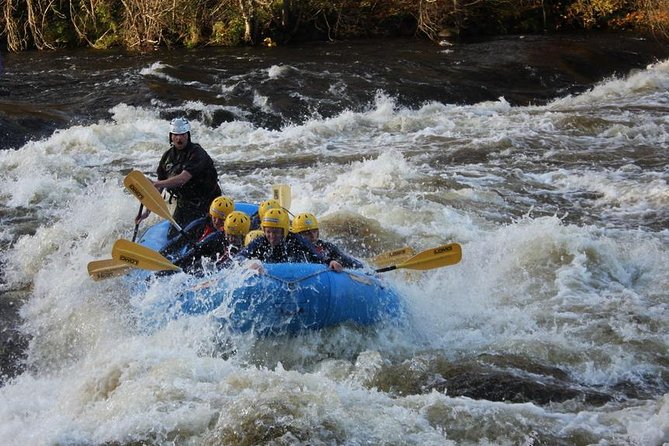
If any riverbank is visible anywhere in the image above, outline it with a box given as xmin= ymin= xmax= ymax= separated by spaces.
xmin=3 ymin=0 xmax=668 ymax=52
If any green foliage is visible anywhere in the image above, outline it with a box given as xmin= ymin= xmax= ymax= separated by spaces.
xmin=185 ymin=24 xmax=202 ymax=48
xmin=210 ymin=19 xmax=246 ymax=46
xmin=92 ymin=31 xmax=120 ymax=50
xmin=89 ymin=2 xmax=122 ymax=49
xmin=43 ymin=16 xmax=75 ymax=47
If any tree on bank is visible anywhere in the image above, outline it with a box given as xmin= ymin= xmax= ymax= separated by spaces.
xmin=1 ymin=0 xmax=668 ymax=52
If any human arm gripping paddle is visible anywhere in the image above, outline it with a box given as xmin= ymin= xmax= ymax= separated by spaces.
xmin=123 ymin=170 xmax=195 ymax=243
xmin=375 ymin=243 xmax=462 ymax=273
xmin=124 ymin=170 xmax=179 ymax=227
xmin=111 ymin=239 xmax=181 ymax=272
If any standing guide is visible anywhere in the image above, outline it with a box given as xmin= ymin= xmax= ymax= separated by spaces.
xmin=136 ymin=117 xmax=221 ymax=236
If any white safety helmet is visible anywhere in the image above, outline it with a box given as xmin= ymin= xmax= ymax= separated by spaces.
xmin=169 ymin=117 xmax=191 ymax=135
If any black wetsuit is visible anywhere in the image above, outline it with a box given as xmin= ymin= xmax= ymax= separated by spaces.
xmin=313 ymin=240 xmax=364 ymax=269
xmin=157 ymin=141 xmax=221 ymax=233
xmin=173 ymin=231 xmax=239 ymax=274
xmin=159 ymin=217 xmax=208 ymax=259
xmin=237 ymin=233 xmax=326 ymax=264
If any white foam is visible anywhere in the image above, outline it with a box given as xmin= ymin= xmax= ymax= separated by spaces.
xmin=2 ymin=55 xmax=669 ymax=445
xmin=266 ymin=64 xmax=293 ymax=79
xmin=550 ymin=59 xmax=669 ymax=109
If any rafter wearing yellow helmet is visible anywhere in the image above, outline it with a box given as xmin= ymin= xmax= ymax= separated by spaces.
xmin=291 ymin=212 xmax=363 ymax=270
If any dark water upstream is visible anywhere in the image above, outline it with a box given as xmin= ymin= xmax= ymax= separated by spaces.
xmin=3 ymin=34 xmax=667 ymax=149
xmin=0 ymin=34 xmax=668 ymax=444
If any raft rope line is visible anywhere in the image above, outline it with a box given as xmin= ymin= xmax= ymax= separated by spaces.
xmin=263 ymin=268 xmax=375 ymax=290
xmin=263 ymin=268 xmax=330 ymax=289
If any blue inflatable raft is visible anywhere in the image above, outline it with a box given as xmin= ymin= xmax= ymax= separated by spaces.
xmin=134 ymin=203 xmax=404 ymax=336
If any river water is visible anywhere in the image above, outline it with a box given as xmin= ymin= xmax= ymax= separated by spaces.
xmin=1 ymin=33 xmax=668 ymax=445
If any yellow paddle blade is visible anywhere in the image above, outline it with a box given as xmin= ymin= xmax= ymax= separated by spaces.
xmin=376 ymin=243 xmax=462 ymax=273
xmin=400 ymin=243 xmax=462 ymax=270
xmin=370 ymin=246 xmax=416 ymax=269
xmin=112 ymin=239 xmax=180 ymax=272
xmin=124 ymin=170 xmax=182 ymax=230
xmin=272 ymin=184 xmax=291 ymax=211
xmin=87 ymin=259 xmax=132 ymax=281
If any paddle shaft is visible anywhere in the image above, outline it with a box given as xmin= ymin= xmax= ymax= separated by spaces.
xmin=375 ymin=264 xmax=400 ymax=273
xmin=132 ymin=203 xmax=144 ymax=242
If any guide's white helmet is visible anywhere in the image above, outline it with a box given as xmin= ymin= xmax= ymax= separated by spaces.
xmin=169 ymin=117 xmax=191 ymax=135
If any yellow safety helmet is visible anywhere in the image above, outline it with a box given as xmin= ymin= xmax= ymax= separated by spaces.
xmin=258 ymin=199 xmax=281 ymax=220
xmin=244 ymin=229 xmax=265 ymax=246
xmin=260 ymin=208 xmax=290 ymax=237
xmin=291 ymin=212 xmax=319 ymax=233
xmin=209 ymin=196 xmax=235 ymax=220
xmin=224 ymin=211 xmax=251 ymax=236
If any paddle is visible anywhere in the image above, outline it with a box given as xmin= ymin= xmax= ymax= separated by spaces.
xmin=272 ymin=184 xmax=291 ymax=211
xmin=123 ymin=170 xmax=193 ymax=242
xmin=87 ymin=259 xmax=133 ymax=281
xmin=111 ymin=239 xmax=181 ymax=272
xmin=375 ymin=243 xmax=462 ymax=273
xmin=111 ymin=236 xmax=462 ymax=276
xmin=370 ymin=246 xmax=416 ymax=269
xmin=88 ymin=202 xmax=146 ymax=281
xmin=124 ymin=170 xmax=178 ymax=226
xmin=132 ymin=203 xmax=144 ymax=242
